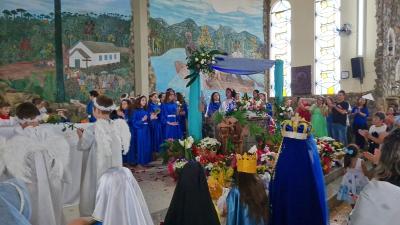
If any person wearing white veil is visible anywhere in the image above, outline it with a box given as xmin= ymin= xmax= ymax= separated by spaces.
xmin=77 ymin=95 xmax=131 ymax=216
xmin=68 ymin=167 xmax=153 ymax=225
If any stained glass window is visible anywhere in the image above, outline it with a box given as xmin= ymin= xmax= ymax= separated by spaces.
xmin=270 ymin=0 xmax=291 ymax=97
xmin=315 ymin=0 xmax=341 ymax=95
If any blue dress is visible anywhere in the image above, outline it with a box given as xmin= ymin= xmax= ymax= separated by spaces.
xmin=123 ymin=109 xmax=136 ymax=164
xmin=133 ymin=108 xmax=152 ymax=165
xmin=226 ymin=187 xmax=267 ymax=225
xmin=269 ymin=135 xmax=328 ymax=225
xmin=178 ymin=103 xmax=188 ymax=137
xmin=148 ymin=102 xmax=163 ymax=152
xmin=93 ymin=221 xmax=102 ymax=225
xmin=87 ymin=100 xmax=96 ymax=122
xmin=206 ymin=102 xmax=221 ymax=117
xmin=266 ymin=103 xmax=273 ymax=117
xmin=161 ymin=102 xmax=182 ymax=140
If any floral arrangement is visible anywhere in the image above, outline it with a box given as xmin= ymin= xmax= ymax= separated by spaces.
xmin=316 ymin=137 xmax=345 ymax=174
xmin=198 ymin=137 xmax=221 ymax=152
xmin=185 ymin=47 xmax=225 ymax=87
xmin=160 ymin=137 xmax=195 ymax=163
xmin=275 ymin=103 xmax=294 ymax=122
xmin=167 ymin=158 xmax=188 ymax=181
xmin=42 ymin=114 xmax=78 ymax=132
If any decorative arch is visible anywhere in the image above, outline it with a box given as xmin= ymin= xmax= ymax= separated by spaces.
xmin=270 ymin=0 xmax=291 ymax=96
xmin=315 ymin=0 xmax=341 ymax=95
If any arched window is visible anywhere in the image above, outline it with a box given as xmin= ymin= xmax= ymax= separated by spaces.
xmin=315 ymin=0 xmax=341 ymax=95
xmin=270 ymin=0 xmax=291 ymax=96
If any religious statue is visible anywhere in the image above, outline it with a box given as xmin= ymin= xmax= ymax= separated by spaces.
xmin=185 ymin=32 xmax=197 ymax=57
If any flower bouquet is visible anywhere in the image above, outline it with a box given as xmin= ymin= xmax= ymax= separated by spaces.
xmin=185 ymin=47 xmax=225 ymax=87
xmin=167 ymin=159 xmax=188 ymax=181
xmin=198 ymin=137 xmax=221 ymax=152
xmin=316 ymin=137 xmax=344 ymax=174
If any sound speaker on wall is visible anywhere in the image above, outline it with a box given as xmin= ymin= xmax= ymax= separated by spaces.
xmin=351 ymin=57 xmax=365 ymax=79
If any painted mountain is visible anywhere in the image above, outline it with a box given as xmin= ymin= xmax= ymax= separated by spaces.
xmin=149 ymin=18 xmax=264 ymax=58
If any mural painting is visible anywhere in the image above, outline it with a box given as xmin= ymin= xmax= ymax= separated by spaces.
xmin=149 ymin=0 xmax=265 ymax=100
xmin=0 ymin=0 xmax=132 ymax=102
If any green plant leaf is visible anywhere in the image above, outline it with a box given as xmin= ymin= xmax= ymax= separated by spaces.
xmin=213 ymin=112 xmax=224 ymax=124
xmin=186 ymin=75 xmax=198 ymax=87
xmin=184 ymin=72 xmax=197 ymax=79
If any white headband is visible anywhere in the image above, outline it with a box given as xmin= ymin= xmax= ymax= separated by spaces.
xmin=93 ymin=98 xmax=116 ymax=112
xmin=16 ymin=115 xmax=41 ymax=124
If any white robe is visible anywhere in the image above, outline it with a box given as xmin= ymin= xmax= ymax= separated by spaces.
xmin=77 ymin=119 xmax=130 ymax=216
xmin=349 ymin=180 xmax=400 ymax=225
xmin=1 ymin=125 xmax=70 ymax=225
xmin=92 ymin=167 xmax=154 ymax=225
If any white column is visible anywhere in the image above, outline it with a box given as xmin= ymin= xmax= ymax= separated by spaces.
xmin=132 ymin=0 xmax=149 ymax=96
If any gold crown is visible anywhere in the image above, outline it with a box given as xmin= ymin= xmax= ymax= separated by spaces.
xmin=281 ymin=113 xmax=311 ymax=140
xmin=236 ymin=153 xmax=257 ymax=174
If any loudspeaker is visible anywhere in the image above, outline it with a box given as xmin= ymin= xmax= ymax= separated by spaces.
xmin=351 ymin=57 xmax=365 ymax=79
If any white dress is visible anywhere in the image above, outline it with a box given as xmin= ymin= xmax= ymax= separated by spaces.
xmin=77 ymin=119 xmax=130 ymax=216
xmin=337 ymin=158 xmax=369 ymax=204
xmin=1 ymin=125 xmax=70 ymax=225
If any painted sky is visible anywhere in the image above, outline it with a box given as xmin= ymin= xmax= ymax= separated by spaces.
xmin=1 ymin=0 xmax=132 ymax=16
xmin=149 ymin=0 xmax=264 ymax=39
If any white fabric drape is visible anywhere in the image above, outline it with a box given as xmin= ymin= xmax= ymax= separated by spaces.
xmin=92 ymin=167 xmax=154 ymax=225
xmin=349 ymin=180 xmax=400 ymax=225
xmin=1 ymin=126 xmax=69 ymax=225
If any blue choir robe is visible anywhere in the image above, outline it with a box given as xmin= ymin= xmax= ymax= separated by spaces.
xmin=206 ymin=102 xmax=221 ymax=117
xmin=123 ymin=109 xmax=136 ymax=164
xmin=226 ymin=187 xmax=267 ymax=225
xmin=148 ymin=102 xmax=163 ymax=152
xmin=133 ymin=108 xmax=152 ymax=165
xmin=161 ymin=102 xmax=182 ymax=140
xmin=87 ymin=100 xmax=96 ymax=122
xmin=178 ymin=103 xmax=188 ymax=137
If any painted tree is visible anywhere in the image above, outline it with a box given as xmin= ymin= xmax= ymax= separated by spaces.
xmin=11 ymin=10 xmax=17 ymax=19
xmin=263 ymin=0 xmax=271 ymax=98
xmin=2 ymin=10 xmax=11 ymax=18
xmin=16 ymin=8 xmax=26 ymax=18
xmin=198 ymin=26 xmax=213 ymax=48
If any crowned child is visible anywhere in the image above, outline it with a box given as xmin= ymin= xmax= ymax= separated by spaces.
xmin=225 ymin=150 xmax=270 ymax=225
xmin=76 ymin=95 xmax=131 ymax=216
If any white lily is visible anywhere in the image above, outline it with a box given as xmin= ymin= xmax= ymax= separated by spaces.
xmin=248 ymin=145 xmax=257 ymax=154
xmin=195 ymin=58 xmax=199 ymax=62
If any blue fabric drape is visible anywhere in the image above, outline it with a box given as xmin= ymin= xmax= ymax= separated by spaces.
xmin=274 ymin=60 xmax=284 ymax=105
xmin=212 ymin=56 xmax=275 ymax=75
xmin=188 ymin=71 xmax=202 ymax=141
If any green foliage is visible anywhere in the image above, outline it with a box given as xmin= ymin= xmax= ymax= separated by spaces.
xmin=1 ymin=9 xmax=131 ymax=66
xmin=226 ymin=137 xmax=235 ymax=153
xmin=248 ymin=123 xmax=264 ymax=137
xmin=213 ymin=112 xmax=224 ymax=124
xmin=1 ymin=72 xmax=56 ymax=101
xmin=42 ymin=72 xmax=56 ymax=101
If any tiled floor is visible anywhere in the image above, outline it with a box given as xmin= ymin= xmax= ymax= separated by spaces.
xmin=330 ymin=203 xmax=352 ymax=225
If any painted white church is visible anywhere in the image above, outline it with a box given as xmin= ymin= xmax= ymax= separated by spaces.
xmin=68 ymin=41 xmax=120 ymax=68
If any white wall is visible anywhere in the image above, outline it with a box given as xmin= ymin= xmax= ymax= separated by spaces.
xmin=270 ymin=0 xmax=377 ymax=94
xmin=92 ymin=53 xmax=120 ymax=66
xmin=340 ymin=0 xmax=377 ymax=93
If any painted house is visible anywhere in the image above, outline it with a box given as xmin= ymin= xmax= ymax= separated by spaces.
xmin=69 ymin=41 xmax=120 ymax=68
